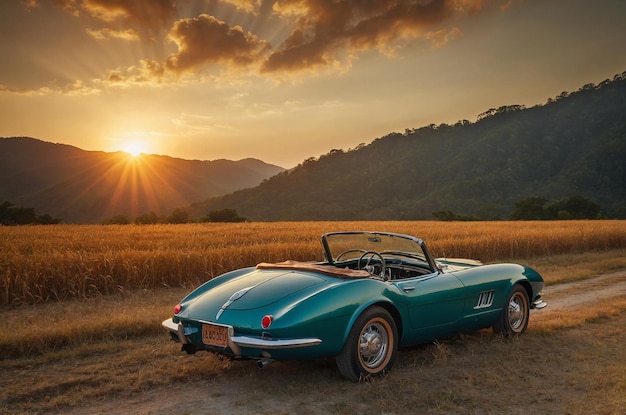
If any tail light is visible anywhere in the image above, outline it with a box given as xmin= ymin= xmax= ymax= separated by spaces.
xmin=261 ymin=315 xmax=273 ymax=329
xmin=174 ymin=304 xmax=182 ymax=315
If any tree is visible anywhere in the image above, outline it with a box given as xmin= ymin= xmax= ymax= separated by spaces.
xmin=201 ymin=208 xmax=246 ymax=223
xmin=432 ymin=210 xmax=478 ymax=221
xmin=36 ymin=214 xmax=61 ymax=225
xmin=510 ymin=196 xmax=602 ymax=220
xmin=134 ymin=211 xmax=161 ymax=224
xmin=510 ymin=197 xmax=549 ymax=220
xmin=100 ymin=213 xmax=130 ymax=225
xmin=101 ymin=214 xmax=131 ymax=225
xmin=166 ymin=208 xmax=191 ymax=224
xmin=547 ymin=196 xmax=601 ymax=219
xmin=0 ymin=201 xmax=61 ymax=225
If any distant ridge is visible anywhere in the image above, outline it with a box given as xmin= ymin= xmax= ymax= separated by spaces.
xmin=193 ymin=71 xmax=626 ymax=220
xmin=0 ymin=137 xmax=284 ymax=223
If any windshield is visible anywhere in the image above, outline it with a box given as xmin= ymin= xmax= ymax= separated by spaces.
xmin=322 ymin=232 xmax=428 ymax=264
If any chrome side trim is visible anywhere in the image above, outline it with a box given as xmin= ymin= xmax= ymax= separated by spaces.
xmin=232 ymin=336 xmax=322 ymax=349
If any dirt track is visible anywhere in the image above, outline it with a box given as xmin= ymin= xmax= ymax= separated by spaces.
xmin=65 ymin=271 xmax=626 ymax=415
xmin=533 ymin=270 xmax=626 ymax=311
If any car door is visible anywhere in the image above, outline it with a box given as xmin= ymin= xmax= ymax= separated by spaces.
xmin=394 ymin=271 xmax=465 ymax=340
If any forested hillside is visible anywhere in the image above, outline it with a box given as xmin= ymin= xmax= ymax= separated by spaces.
xmin=0 ymin=138 xmax=284 ymax=223
xmin=193 ymin=71 xmax=626 ymax=220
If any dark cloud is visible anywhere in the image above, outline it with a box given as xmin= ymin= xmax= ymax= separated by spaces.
xmin=262 ymin=0 xmax=494 ymax=73
xmin=165 ymin=14 xmax=271 ymax=73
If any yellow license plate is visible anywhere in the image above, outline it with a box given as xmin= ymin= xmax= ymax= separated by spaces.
xmin=202 ymin=323 xmax=229 ymax=347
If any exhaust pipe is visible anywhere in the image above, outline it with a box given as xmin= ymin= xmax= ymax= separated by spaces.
xmin=182 ymin=344 xmax=197 ymax=355
xmin=257 ymin=359 xmax=274 ymax=369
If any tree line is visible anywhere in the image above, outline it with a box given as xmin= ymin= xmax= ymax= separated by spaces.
xmin=434 ymin=196 xmax=603 ymax=221
xmin=100 ymin=208 xmax=246 ymax=225
xmin=0 ymin=197 xmax=605 ymax=225
xmin=0 ymin=201 xmax=60 ymax=225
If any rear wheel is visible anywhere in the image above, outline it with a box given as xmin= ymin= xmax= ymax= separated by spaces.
xmin=493 ymin=284 xmax=529 ymax=335
xmin=336 ymin=306 xmax=398 ymax=382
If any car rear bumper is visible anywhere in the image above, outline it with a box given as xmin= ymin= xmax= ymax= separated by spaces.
xmin=162 ymin=318 xmax=322 ymax=356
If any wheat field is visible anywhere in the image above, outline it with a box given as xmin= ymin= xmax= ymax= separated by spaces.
xmin=2 ymin=220 xmax=625 ymax=306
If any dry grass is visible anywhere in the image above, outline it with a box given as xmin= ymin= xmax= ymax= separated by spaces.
xmin=2 ymin=221 xmax=626 ymax=305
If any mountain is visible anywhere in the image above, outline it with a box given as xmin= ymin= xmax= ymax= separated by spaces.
xmin=0 ymin=137 xmax=284 ymax=223
xmin=193 ymin=71 xmax=626 ymax=220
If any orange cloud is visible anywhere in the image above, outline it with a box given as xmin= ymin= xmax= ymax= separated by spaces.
xmin=44 ymin=0 xmax=177 ymax=39
xmin=16 ymin=0 xmax=515 ymax=91
xmin=102 ymin=59 xmax=167 ymax=86
xmin=165 ymin=14 xmax=271 ymax=73
xmin=424 ymin=27 xmax=463 ymax=49
xmin=86 ymin=27 xmax=140 ymax=41
xmin=261 ymin=0 xmax=493 ymax=73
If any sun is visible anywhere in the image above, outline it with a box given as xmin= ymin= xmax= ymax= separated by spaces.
xmin=123 ymin=142 xmax=145 ymax=157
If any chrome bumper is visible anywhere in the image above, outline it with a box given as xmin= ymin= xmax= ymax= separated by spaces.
xmin=162 ymin=318 xmax=322 ymax=356
xmin=231 ymin=336 xmax=322 ymax=349
xmin=162 ymin=318 xmax=187 ymax=344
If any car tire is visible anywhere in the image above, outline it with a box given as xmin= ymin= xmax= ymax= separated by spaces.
xmin=336 ymin=306 xmax=398 ymax=382
xmin=493 ymin=284 xmax=530 ymax=336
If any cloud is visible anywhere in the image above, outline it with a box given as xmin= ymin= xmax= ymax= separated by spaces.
xmin=102 ymin=59 xmax=167 ymax=86
xmin=424 ymin=27 xmax=463 ymax=49
xmin=259 ymin=0 xmax=492 ymax=73
xmin=20 ymin=0 xmax=40 ymax=11
xmin=0 ymin=80 xmax=100 ymax=96
xmin=44 ymin=0 xmax=177 ymax=39
xmin=12 ymin=0 xmax=516 ymax=93
xmin=86 ymin=27 xmax=140 ymax=41
xmin=222 ymin=0 xmax=263 ymax=14
xmin=165 ymin=14 xmax=271 ymax=73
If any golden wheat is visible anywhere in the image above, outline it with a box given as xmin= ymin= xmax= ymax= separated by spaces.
xmin=1 ymin=221 xmax=625 ymax=305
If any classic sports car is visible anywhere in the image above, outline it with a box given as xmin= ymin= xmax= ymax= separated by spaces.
xmin=163 ymin=231 xmax=547 ymax=381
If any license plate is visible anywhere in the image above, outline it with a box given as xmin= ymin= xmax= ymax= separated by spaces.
xmin=202 ymin=323 xmax=229 ymax=347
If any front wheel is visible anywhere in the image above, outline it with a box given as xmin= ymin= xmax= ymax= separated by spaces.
xmin=493 ymin=284 xmax=529 ymax=335
xmin=336 ymin=306 xmax=398 ymax=382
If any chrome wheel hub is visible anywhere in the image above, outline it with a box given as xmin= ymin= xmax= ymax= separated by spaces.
xmin=508 ymin=296 xmax=524 ymax=329
xmin=359 ymin=322 xmax=388 ymax=368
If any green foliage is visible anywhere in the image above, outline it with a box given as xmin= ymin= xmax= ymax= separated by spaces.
xmin=432 ymin=211 xmax=478 ymax=221
xmin=510 ymin=197 xmax=551 ymax=220
xmin=194 ymin=71 xmax=626 ymax=221
xmin=510 ymin=196 xmax=602 ymax=220
xmin=134 ymin=211 xmax=161 ymax=224
xmin=101 ymin=214 xmax=131 ymax=225
xmin=546 ymin=196 xmax=602 ymax=220
xmin=166 ymin=208 xmax=191 ymax=224
xmin=200 ymin=208 xmax=246 ymax=223
xmin=0 ymin=201 xmax=61 ymax=225
xmin=102 ymin=207 xmax=196 ymax=225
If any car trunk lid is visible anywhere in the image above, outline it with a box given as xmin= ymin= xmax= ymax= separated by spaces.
xmin=185 ymin=269 xmax=326 ymax=318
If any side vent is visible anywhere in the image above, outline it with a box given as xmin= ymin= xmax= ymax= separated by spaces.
xmin=474 ymin=290 xmax=495 ymax=309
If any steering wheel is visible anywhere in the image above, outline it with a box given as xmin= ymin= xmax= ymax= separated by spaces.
xmin=336 ymin=249 xmax=367 ymax=262
xmin=358 ymin=251 xmax=386 ymax=279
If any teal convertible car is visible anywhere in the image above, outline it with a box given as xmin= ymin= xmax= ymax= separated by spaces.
xmin=163 ymin=231 xmax=547 ymax=381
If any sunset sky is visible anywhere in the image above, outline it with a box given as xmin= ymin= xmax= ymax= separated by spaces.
xmin=1 ymin=0 xmax=625 ymax=168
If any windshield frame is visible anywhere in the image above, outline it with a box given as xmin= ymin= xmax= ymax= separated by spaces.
xmin=321 ymin=231 xmax=438 ymax=272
